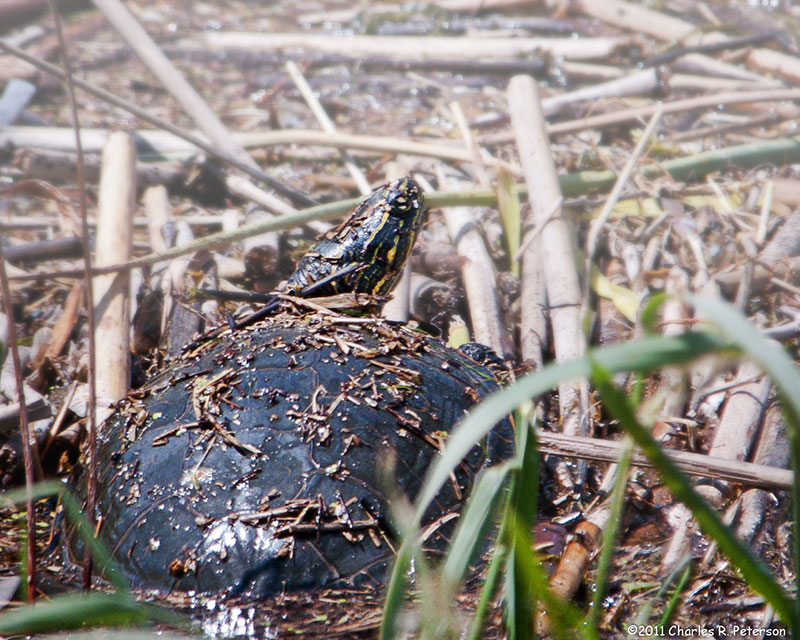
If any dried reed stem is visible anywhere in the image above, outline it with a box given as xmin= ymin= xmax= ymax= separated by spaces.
xmin=47 ymin=0 xmax=97 ymax=590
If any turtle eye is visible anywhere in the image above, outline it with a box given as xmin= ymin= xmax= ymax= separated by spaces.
xmin=392 ymin=195 xmax=413 ymax=215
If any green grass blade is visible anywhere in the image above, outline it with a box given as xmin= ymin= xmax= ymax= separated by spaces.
xmin=512 ymin=405 xmax=539 ymax=531
xmin=466 ymin=534 xmax=509 ymax=640
xmin=587 ymin=437 xmax=634 ymax=629
xmin=504 ymin=527 xmax=523 ymax=640
xmin=502 ymin=405 xmax=590 ymax=639
xmin=646 ymin=136 xmax=800 ymax=183
xmin=658 ymin=560 xmax=693 ymax=628
xmin=591 ymin=360 xmax=795 ymax=625
xmin=640 ymin=292 xmax=667 ymax=335
xmin=0 ymin=593 xmax=148 ymax=635
xmin=505 ymin=407 xmax=540 ymax=639
xmin=441 ymin=461 xmax=514 ymax=587
xmin=496 ymin=166 xmax=522 ymax=277
xmin=506 ymin=514 xmax=589 ymax=640
xmin=379 ymin=537 xmax=416 ymax=640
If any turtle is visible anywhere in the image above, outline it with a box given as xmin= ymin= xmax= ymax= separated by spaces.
xmin=72 ymin=177 xmax=513 ymax=599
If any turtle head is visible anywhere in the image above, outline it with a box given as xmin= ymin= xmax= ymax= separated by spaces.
xmin=286 ymin=177 xmax=427 ymax=300
xmin=353 ymin=176 xmax=427 ymax=295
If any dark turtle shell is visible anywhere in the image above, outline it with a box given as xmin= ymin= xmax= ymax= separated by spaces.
xmin=80 ymin=308 xmax=512 ymax=599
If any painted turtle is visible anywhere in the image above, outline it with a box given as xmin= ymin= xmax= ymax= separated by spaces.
xmin=77 ymin=178 xmax=512 ymax=598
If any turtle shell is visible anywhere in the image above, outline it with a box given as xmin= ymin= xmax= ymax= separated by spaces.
xmin=79 ymin=309 xmax=512 ymax=599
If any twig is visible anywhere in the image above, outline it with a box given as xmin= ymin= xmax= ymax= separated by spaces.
xmin=42 ymin=380 xmax=78 ymax=459
xmin=92 ymin=0 xmax=310 ymax=207
xmin=540 ymin=68 xmax=661 ymax=118
xmin=668 ymin=73 xmax=781 ymax=92
xmin=92 ymin=0 xmax=314 ymax=214
xmin=577 ymin=0 xmax=797 ymax=89
xmin=203 ymin=31 xmax=631 ymax=62
xmin=300 ymin=0 xmax=538 ymax=22
xmin=2 ymin=237 xmax=82 ymax=263
xmin=285 ymin=60 xmax=371 ymax=196
xmin=0 ymin=239 xmax=36 ymax=602
xmin=642 ymin=32 xmax=782 ymax=67
xmin=584 ymin=107 xmax=663 ymax=268
xmin=573 ymin=0 xmax=699 ymax=41
xmin=12 ymin=147 xmax=201 ymax=194
xmin=573 ymin=0 xmax=774 ymax=84
xmin=673 ymin=53 xmax=774 ymax=85
xmin=1 ymin=125 xmax=518 ymax=172
xmin=556 ymin=62 xmax=780 ymax=92
xmin=519 ymin=249 xmax=547 ymax=370
xmin=10 ymin=149 xmax=800 ymax=285
xmin=580 ymin=107 xmax=662 ymax=346
xmin=481 ymin=88 xmax=800 ymax=143
xmin=536 ymin=517 xmax=604 ymax=634
xmin=549 ymin=89 xmax=800 ymax=138
xmin=165 ymin=41 xmax=552 ymax=76
xmin=668 ymin=112 xmax=791 ymax=143
xmin=45 ymin=280 xmax=83 ymax=361
xmin=0 ymin=212 xmax=232 ymax=231
xmin=535 ymin=430 xmax=793 ymax=491
xmin=651 ymin=268 xmax=691 ymax=444
xmin=449 ymin=101 xmax=491 ymax=188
